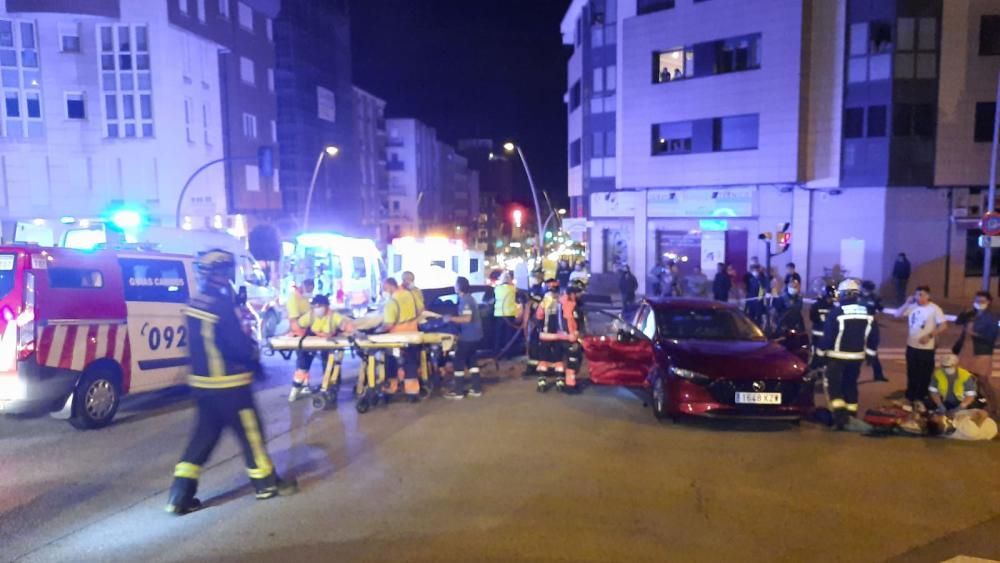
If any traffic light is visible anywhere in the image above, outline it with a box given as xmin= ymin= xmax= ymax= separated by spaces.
xmin=778 ymin=231 xmax=791 ymax=249
xmin=510 ymin=207 xmax=523 ymax=228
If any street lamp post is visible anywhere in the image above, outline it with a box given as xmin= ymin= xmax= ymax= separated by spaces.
xmin=302 ymin=145 xmax=340 ymax=232
xmin=504 ymin=142 xmax=545 ymax=259
xmin=175 ymin=156 xmax=256 ymax=229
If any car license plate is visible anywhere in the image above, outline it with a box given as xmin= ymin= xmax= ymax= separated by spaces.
xmin=735 ymin=392 xmax=782 ymax=405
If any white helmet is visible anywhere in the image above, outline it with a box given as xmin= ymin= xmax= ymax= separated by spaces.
xmin=837 ymin=279 xmax=861 ymax=296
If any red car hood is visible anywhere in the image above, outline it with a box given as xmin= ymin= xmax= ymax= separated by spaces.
xmin=660 ymin=339 xmax=807 ymax=381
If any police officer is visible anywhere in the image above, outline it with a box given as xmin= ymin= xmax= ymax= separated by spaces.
xmin=381 ymin=277 xmax=421 ymax=401
xmin=859 ymin=280 xmax=888 ymax=382
xmin=809 ymin=284 xmax=836 ymax=366
xmin=817 ymin=279 xmax=879 ymax=430
xmin=166 ymin=250 xmax=296 ymax=515
xmin=288 ymin=294 xmax=354 ymax=402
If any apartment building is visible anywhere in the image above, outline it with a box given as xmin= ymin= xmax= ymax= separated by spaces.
xmin=563 ymin=0 xmax=1000 ymax=299
xmin=353 ymin=85 xmax=387 ymax=243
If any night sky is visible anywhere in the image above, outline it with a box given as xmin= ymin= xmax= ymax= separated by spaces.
xmin=350 ymin=0 xmax=572 ymax=206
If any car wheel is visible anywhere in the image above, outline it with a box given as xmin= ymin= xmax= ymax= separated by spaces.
xmin=69 ymin=368 xmax=121 ymax=430
xmin=651 ymin=374 xmax=672 ymax=423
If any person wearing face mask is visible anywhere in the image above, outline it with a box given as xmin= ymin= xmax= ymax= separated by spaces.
xmin=772 ymin=279 xmax=805 ymax=334
xmin=289 ymin=294 xmax=354 ymax=402
xmin=955 ymin=291 xmax=998 ymax=416
xmin=859 ymin=281 xmax=887 ymax=382
xmin=929 ymin=354 xmax=978 ymax=415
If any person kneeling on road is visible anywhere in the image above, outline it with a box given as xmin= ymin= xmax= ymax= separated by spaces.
xmin=444 ymin=276 xmax=484 ymax=399
xmin=166 ymin=250 xmax=296 ymax=515
xmin=929 ymin=354 xmax=979 ymax=415
xmin=817 ymin=279 xmax=879 ymax=430
xmin=289 ymin=294 xmax=354 ymax=402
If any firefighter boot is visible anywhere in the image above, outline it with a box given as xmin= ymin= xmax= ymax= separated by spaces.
xmin=165 ymin=477 xmax=202 ymax=515
xmin=536 ymin=375 xmax=549 ymax=392
xmin=255 ymin=476 xmax=299 ymax=500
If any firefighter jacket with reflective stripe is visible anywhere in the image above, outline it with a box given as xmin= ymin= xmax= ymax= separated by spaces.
xmin=494 ymin=283 xmax=518 ymax=317
xmin=810 ymin=298 xmax=834 ymax=337
xmin=185 ymin=288 xmax=259 ymax=389
xmin=817 ymin=301 xmax=879 ymax=361
xmin=536 ymin=292 xmax=564 ymax=335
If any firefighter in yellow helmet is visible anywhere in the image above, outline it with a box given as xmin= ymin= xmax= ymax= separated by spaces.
xmin=166 ymin=250 xmax=296 ymax=515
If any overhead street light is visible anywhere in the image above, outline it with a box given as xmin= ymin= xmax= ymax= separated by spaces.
xmin=503 ymin=141 xmax=545 ymax=259
xmin=303 ymin=144 xmax=341 ymax=232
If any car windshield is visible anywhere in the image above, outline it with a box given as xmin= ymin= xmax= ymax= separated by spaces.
xmin=656 ymin=308 xmax=766 ymax=341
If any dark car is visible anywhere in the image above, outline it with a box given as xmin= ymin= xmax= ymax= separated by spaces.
xmin=582 ymin=298 xmax=812 ymax=421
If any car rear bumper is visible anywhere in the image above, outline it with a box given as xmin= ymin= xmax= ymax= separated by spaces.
xmin=0 ymin=358 xmax=77 ymax=415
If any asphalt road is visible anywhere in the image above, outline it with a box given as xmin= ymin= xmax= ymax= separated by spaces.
xmin=2 ymin=318 xmax=999 ymax=563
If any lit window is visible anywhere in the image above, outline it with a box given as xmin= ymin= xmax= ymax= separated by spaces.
xmin=240 ymin=56 xmax=254 ymax=85
xmin=66 ymin=92 xmax=85 ymax=119
xmin=179 ymin=0 xmax=189 ymax=15
xmin=238 ymin=2 xmax=254 ymax=31
xmin=267 ymin=67 xmax=274 ymax=91
xmin=245 ymin=164 xmax=260 ymax=191
xmin=196 ymin=0 xmax=206 ymax=22
xmin=218 ymin=0 xmax=230 ymax=19
xmin=266 ymin=17 xmax=273 ymax=41
xmin=654 ymin=48 xmax=689 ymax=83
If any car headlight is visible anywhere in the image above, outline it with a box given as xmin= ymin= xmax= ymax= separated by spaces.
xmin=669 ymin=366 xmax=711 ymax=383
xmin=0 ymin=377 xmax=27 ymax=401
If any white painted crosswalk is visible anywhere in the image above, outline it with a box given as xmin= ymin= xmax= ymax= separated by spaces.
xmin=877 ymin=347 xmax=1000 ymax=370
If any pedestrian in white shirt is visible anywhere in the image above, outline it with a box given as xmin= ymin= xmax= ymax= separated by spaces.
xmin=896 ymin=285 xmax=948 ymax=411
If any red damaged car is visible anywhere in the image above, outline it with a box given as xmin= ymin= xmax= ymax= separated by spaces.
xmin=582 ymin=299 xmax=813 ymax=421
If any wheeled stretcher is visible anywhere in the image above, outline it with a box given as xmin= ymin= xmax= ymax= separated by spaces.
xmin=269 ymin=332 xmax=456 ymax=414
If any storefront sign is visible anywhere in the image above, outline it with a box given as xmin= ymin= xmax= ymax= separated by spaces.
xmin=590 ymin=191 xmax=639 ymax=217
xmin=647 ymin=187 xmax=756 ymax=218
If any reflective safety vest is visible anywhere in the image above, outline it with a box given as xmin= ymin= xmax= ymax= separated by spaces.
xmin=385 ymin=288 xmax=419 ymax=332
xmin=930 ymin=367 xmax=976 ymax=404
xmin=405 ymin=285 xmax=425 ymax=315
xmin=494 ymin=283 xmax=518 ymax=317
xmin=297 ymin=310 xmax=345 ymax=335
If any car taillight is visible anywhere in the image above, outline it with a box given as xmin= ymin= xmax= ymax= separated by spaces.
xmin=16 ymin=308 xmax=35 ymax=361
xmin=17 ymin=272 xmax=35 ymax=361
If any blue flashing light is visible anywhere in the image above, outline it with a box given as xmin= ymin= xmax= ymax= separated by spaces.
xmin=111 ymin=209 xmax=143 ymax=230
